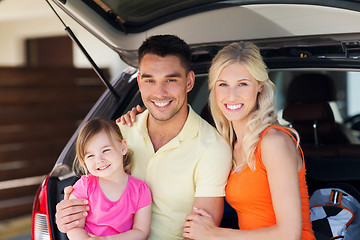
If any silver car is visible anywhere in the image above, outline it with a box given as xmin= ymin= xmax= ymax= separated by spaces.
xmin=32 ymin=1 xmax=360 ymax=239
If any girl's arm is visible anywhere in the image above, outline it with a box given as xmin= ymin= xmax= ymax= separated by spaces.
xmin=90 ymin=204 xmax=152 ymax=240
xmin=184 ymin=129 xmax=303 ymax=240
xmin=66 ymin=194 xmax=90 ymax=240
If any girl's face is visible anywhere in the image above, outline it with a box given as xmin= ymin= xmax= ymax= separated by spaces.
xmin=84 ymin=130 xmax=127 ymax=181
xmin=215 ymin=62 xmax=263 ymax=126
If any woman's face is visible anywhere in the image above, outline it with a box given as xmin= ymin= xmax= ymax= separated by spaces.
xmin=214 ymin=62 xmax=263 ymax=126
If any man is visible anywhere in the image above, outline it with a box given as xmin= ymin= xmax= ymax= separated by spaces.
xmin=55 ymin=35 xmax=232 ymax=239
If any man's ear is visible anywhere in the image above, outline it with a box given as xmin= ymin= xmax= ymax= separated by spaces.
xmin=137 ymin=72 xmax=142 ymax=90
xmin=186 ymin=71 xmax=195 ymax=93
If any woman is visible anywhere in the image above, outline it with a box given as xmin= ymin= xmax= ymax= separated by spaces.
xmin=183 ymin=42 xmax=315 ymax=240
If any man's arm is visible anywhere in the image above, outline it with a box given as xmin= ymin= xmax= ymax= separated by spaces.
xmin=66 ymin=194 xmax=89 ymax=240
xmin=116 ymin=105 xmax=145 ymax=126
xmin=183 ymin=197 xmax=224 ymax=240
xmin=192 ymin=197 xmax=224 ymax=226
xmin=55 ymin=186 xmax=89 ymax=233
xmin=189 ymin=135 xmax=232 ymax=226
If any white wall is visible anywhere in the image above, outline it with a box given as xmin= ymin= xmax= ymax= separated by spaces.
xmin=0 ymin=0 xmax=127 ymax=81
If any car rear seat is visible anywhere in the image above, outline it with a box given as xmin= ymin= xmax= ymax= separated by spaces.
xmin=283 ymin=73 xmax=358 ymax=146
xmin=283 ymin=102 xmax=354 ymax=146
xmin=282 ymin=73 xmax=360 ymax=194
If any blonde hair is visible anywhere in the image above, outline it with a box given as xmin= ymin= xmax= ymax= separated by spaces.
xmin=209 ymin=42 xmax=298 ymax=171
xmin=73 ymin=117 xmax=133 ymax=175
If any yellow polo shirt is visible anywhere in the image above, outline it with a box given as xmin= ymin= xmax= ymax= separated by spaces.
xmin=118 ymin=106 xmax=232 ymax=240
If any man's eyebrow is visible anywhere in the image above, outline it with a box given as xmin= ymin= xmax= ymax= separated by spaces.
xmin=140 ymin=73 xmax=182 ymax=78
xmin=140 ymin=73 xmax=152 ymax=78
xmin=165 ymin=73 xmax=182 ymax=78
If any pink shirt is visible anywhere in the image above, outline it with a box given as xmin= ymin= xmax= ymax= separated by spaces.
xmin=72 ymin=174 xmax=152 ymax=236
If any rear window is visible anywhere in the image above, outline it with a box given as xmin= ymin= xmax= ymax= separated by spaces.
xmin=271 ymin=70 xmax=360 ymax=144
xmin=188 ymin=70 xmax=360 ymax=145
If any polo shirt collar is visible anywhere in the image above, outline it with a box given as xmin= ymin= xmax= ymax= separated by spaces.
xmin=136 ymin=105 xmax=200 ymax=142
xmin=178 ymin=105 xmax=199 ymax=141
xmin=136 ymin=109 xmax=150 ymax=137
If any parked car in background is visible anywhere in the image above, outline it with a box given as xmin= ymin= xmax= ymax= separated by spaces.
xmin=32 ymin=1 xmax=360 ymax=239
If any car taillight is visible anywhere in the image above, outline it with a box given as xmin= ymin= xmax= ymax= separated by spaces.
xmin=31 ymin=175 xmax=52 ymax=240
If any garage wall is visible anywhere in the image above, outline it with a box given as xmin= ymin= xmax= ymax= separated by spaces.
xmin=0 ymin=0 xmax=122 ymax=221
xmin=0 ymin=66 xmax=107 ymax=220
xmin=0 ymin=0 xmax=127 ymax=81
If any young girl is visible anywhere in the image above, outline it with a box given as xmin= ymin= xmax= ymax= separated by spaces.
xmin=67 ymin=117 xmax=152 ymax=240
xmin=183 ymin=42 xmax=315 ymax=240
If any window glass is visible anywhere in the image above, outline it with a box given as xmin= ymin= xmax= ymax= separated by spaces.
xmin=270 ymin=70 xmax=360 ymax=143
xmin=347 ymin=72 xmax=360 ymax=117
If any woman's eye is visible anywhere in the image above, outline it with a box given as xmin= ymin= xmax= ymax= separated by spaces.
xmin=86 ymin=154 xmax=94 ymax=159
xmin=103 ymin=149 xmax=110 ymax=153
xmin=218 ymin=83 xmax=228 ymax=87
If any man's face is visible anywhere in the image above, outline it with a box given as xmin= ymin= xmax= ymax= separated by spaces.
xmin=138 ymin=54 xmax=194 ymax=123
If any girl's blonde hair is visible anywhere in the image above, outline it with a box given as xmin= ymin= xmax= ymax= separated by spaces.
xmin=208 ymin=41 xmax=298 ymax=171
xmin=73 ymin=117 xmax=133 ymax=175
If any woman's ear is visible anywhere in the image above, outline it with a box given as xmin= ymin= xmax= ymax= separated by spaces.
xmin=258 ymin=83 xmax=264 ymax=93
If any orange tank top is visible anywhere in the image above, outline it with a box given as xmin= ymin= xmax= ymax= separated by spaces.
xmin=225 ymin=126 xmax=315 ymax=239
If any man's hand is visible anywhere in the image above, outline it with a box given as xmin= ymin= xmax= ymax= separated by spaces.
xmin=55 ymin=186 xmax=89 ymax=233
xmin=116 ymin=105 xmax=145 ymax=126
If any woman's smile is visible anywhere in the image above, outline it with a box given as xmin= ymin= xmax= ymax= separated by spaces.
xmin=225 ymin=103 xmax=244 ymax=111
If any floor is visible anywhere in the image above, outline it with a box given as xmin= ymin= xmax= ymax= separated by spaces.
xmin=0 ymin=215 xmax=31 ymax=240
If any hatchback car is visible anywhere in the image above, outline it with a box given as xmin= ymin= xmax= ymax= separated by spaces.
xmin=32 ymin=1 xmax=360 ymax=239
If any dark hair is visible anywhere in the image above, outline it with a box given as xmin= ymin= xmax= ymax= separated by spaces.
xmin=74 ymin=117 xmax=133 ymax=175
xmin=138 ymin=34 xmax=192 ymax=72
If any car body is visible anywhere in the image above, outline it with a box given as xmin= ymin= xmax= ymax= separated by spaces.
xmin=32 ymin=1 xmax=360 ymax=239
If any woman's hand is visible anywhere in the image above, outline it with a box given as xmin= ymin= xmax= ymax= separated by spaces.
xmin=183 ymin=208 xmax=218 ymax=240
xmin=116 ymin=105 xmax=145 ymax=126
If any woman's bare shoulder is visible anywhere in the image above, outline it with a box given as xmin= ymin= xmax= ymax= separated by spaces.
xmin=261 ymin=127 xmax=301 ymax=170
xmin=261 ymin=128 xmax=294 ymax=148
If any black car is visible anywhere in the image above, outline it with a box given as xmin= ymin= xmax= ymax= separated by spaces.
xmin=32 ymin=1 xmax=360 ymax=239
